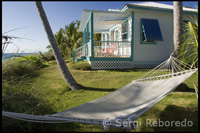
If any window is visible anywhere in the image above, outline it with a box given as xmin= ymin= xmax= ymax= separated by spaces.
xmin=111 ymin=31 xmax=114 ymax=41
xmin=115 ymin=30 xmax=118 ymax=41
xmin=106 ymin=33 xmax=109 ymax=41
xmin=122 ymin=21 xmax=128 ymax=41
xmin=103 ymin=34 xmax=105 ymax=41
xmin=141 ymin=19 xmax=163 ymax=43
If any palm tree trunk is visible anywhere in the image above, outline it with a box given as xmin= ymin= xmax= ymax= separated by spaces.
xmin=35 ymin=1 xmax=81 ymax=90
xmin=172 ymin=1 xmax=183 ymax=58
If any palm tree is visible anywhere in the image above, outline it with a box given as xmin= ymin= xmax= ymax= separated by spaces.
xmin=35 ymin=1 xmax=81 ymax=90
xmin=180 ymin=20 xmax=198 ymax=68
xmin=94 ymin=33 xmax=101 ymax=41
xmin=64 ymin=21 xmax=83 ymax=56
xmin=54 ymin=28 xmax=68 ymax=56
xmin=172 ymin=1 xmax=183 ymax=58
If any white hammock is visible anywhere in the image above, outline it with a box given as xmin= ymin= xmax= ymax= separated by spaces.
xmin=2 ymin=56 xmax=198 ymax=130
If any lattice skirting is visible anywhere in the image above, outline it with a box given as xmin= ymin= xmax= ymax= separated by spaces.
xmin=133 ymin=61 xmax=163 ymax=69
xmin=89 ymin=61 xmax=163 ymax=69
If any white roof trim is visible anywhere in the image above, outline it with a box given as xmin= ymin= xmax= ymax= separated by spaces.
xmin=83 ymin=9 xmax=128 ymax=14
xmin=125 ymin=2 xmax=197 ymax=12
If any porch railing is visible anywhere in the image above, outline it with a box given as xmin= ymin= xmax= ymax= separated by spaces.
xmin=73 ymin=42 xmax=89 ymax=62
xmin=93 ymin=41 xmax=131 ymax=57
xmin=73 ymin=41 xmax=131 ymax=62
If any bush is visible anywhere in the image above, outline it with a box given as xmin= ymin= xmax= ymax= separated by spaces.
xmin=70 ymin=61 xmax=91 ymax=70
xmin=17 ymin=55 xmax=42 ymax=66
xmin=41 ymin=51 xmax=55 ymax=61
xmin=2 ymin=55 xmax=43 ymax=81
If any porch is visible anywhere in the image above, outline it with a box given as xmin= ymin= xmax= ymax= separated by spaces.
xmin=73 ymin=41 xmax=131 ymax=62
xmin=72 ymin=9 xmax=135 ymax=69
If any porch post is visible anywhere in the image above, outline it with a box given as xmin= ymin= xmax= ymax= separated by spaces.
xmin=85 ymin=23 xmax=88 ymax=43
xmin=131 ymin=11 xmax=134 ymax=61
xmin=72 ymin=50 xmax=75 ymax=62
xmin=83 ymin=28 xmax=85 ymax=45
xmin=91 ymin=12 xmax=94 ymax=57
xmin=87 ymin=23 xmax=89 ymax=43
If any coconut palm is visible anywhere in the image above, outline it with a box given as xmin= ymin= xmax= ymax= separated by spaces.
xmin=179 ymin=9 xmax=198 ymax=97
xmin=172 ymin=1 xmax=183 ymax=58
xmin=64 ymin=21 xmax=83 ymax=55
xmin=180 ymin=17 xmax=198 ymax=68
xmin=181 ymin=20 xmax=198 ymax=97
xmin=54 ymin=28 xmax=68 ymax=56
xmin=35 ymin=1 xmax=81 ymax=90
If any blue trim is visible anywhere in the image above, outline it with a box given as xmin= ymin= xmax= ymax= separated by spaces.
xmin=86 ymin=56 xmax=90 ymax=61
xmin=91 ymin=12 xmax=94 ymax=57
xmin=122 ymin=6 xmax=128 ymax=12
xmin=94 ymin=41 xmax=129 ymax=43
xmin=84 ymin=14 xmax=91 ymax=30
xmin=127 ymin=6 xmax=198 ymax=15
xmin=88 ymin=57 xmax=132 ymax=61
xmin=83 ymin=29 xmax=85 ymax=44
xmin=72 ymin=50 xmax=75 ymax=62
xmin=131 ymin=11 xmax=134 ymax=61
xmin=87 ymin=23 xmax=89 ymax=43
xmin=83 ymin=14 xmax=91 ymax=45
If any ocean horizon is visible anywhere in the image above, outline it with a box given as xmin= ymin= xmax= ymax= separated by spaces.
xmin=2 ymin=53 xmax=39 ymax=61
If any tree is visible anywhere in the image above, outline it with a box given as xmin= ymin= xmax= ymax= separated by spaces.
xmin=94 ymin=33 xmax=101 ymax=41
xmin=64 ymin=21 xmax=83 ymax=55
xmin=35 ymin=1 xmax=81 ymax=90
xmin=172 ymin=1 xmax=183 ymax=58
xmin=54 ymin=28 xmax=68 ymax=56
xmin=180 ymin=17 xmax=198 ymax=68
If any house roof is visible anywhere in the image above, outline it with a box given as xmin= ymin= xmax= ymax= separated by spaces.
xmin=79 ymin=2 xmax=198 ymax=32
xmin=122 ymin=2 xmax=197 ymax=13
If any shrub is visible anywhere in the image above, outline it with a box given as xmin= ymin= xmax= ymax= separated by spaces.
xmin=17 ymin=55 xmax=42 ymax=66
xmin=2 ymin=55 xmax=43 ymax=81
xmin=70 ymin=61 xmax=91 ymax=70
xmin=41 ymin=51 xmax=55 ymax=61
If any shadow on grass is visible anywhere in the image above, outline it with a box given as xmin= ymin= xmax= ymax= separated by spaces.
xmin=81 ymin=86 xmax=117 ymax=92
xmin=153 ymin=105 xmax=198 ymax=132
xmin=87 ymin=68 xmax=150 ymax=73
xmin=106 ymin=69 xmax=150 ymax=72
xmin=173 ymin=83 xmax=195 ymax=92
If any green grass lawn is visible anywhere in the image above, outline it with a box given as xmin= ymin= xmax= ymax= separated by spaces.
xmin=2 ymin=60 xmax=198 ymax=132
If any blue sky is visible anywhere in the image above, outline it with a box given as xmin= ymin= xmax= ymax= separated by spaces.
xmin=2 ymin=1 xmax=198 ymax=53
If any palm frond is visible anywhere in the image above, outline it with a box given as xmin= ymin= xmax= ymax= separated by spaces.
xmin=180 ymin=17 xmax=198 ymax=68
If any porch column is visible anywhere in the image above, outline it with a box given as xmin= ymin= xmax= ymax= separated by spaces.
xmin=87 ymin=23 xmax=89 ymax=43
xmin=85 ymin=23 xmax=88 ymax=43
xmin=72 ymin=50 xmax=75 ymax=62
xmin=131 ymin=11 xmax=134 ymax=61
xmin=91 ymin=12 xmax=94 ymax=57
xmin=83 ymin=28 xmax=86 ymax=45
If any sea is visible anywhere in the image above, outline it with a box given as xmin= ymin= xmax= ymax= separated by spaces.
xmin=2 ymin=53 xmax=39 ymax=61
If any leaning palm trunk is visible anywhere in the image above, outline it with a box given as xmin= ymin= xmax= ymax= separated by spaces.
xmin=35 ymin=1 xmax=81 ymax=90
xmin=172 ymin=1 xmax=183 ymax=58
